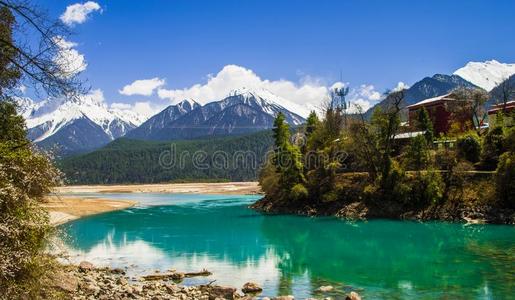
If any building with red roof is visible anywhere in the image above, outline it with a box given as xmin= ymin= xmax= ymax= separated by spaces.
xmin=407 ymin=93 xmax=472 ymax=134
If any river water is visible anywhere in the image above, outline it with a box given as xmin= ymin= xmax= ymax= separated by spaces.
xmin=59 ymin=193 xmax=515 ymax=299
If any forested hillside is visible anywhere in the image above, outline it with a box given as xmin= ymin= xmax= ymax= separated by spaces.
xmin=58 ymin=130 xmax=274 ymax=184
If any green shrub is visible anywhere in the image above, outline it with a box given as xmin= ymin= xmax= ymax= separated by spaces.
xmin=0 ymin=102 xmax=61 ymax=297
xmin=504 ymin=127 xmax=515 ymax=152
xmin=480 ymin=127 xmax=505 ymax=170
xmin=321 ymin=190 xmax=339 ymax=203
xmin=403 ymin=135 xmax=431 ymax=170
xmin=291 ymin=183 xmax=309 ymax=201
xmin=495 ymin=152 xmax=515 ymax=209
xmin=409 ymin=170 xmax=444 ymax=206
xmin=457 ymin=134 xmax=481 ymax=163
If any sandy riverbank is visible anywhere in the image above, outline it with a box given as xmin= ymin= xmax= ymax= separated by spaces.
xmin=56 ymin=181 xmax=261 ymax=195
xmin=45 ymin=182 xmax=260 ymax=225
xmin=43 ymin=195 xmax=137 ymax=225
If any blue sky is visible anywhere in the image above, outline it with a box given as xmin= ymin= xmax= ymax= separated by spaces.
xmin=36 ymin=0 xmax=515 ymax=116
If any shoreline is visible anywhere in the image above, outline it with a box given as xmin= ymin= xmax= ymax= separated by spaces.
xmin=56 ymin=181 xmax=261 ymax=195
xmin=53 ymin=263 xmax=362 ymax=300
xmin=251 ymin=196 xmax=515 ymax=224
xmin=45 ymin=182 xmax=261 ymax=225
xmin=43 ymin=195 xmax=137 ymax=225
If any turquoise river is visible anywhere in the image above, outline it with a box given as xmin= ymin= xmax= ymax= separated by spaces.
xmin=60 ymin=193 xmax=515 ymax=299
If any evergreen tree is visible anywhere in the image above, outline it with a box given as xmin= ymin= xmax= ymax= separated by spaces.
xmin=305 ymin=111 xmax=319 ymax=138
xmin=266 ymin=113 xmax=305 ymax=201
xmin=416 ymin=107 xmax=434 ymax=143
xmin=273 ymin=112 xmax=290 ymax=148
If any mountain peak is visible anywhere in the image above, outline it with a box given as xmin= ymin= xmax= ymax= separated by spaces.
xmin=228 ymin=87 xmax=266 ymax=98
xmin=225 ymin=87 xmax=310 ymax=117
xmin=454 ymin=60 xmax=515 ymax=91
xmin=176 ymin=98 xmax=200 ymax=110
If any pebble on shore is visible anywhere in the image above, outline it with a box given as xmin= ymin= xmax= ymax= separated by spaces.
xmin=55 ymin=261 xmax=361 ymax=300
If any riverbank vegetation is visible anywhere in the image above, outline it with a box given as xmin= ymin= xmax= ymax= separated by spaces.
xmin=255 ymin=89 xmax=515 ymax=223
xmin=0 ymin=1 xmax=82 ymax=296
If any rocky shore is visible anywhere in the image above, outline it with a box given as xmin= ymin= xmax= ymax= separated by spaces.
xmin=53 ymin=262 xmax=361 ymax=300
xmin=251 ymin=197 xmax=515 ymax=224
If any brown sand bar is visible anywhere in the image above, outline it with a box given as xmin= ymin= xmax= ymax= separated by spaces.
xmin=43 ymin=195 xmax=137 ymax=225
xmin=55 ymin=181 xmax=261 ymax=195
xmin=45 ymin=182 xmax=261 ymax=225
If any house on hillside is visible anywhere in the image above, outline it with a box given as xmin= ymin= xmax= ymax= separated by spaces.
xmin=488 ymin=101 xmax=515 ymax=128
xmin=406 ymin=93 xmax=472 ymax=134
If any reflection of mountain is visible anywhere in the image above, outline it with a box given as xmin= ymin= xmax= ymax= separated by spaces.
xmin=62 ymin=195 xmax=515 ymax=299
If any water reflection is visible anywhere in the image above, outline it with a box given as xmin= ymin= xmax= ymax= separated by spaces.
xmin=60 ymin=194 xmax=515 ymax=299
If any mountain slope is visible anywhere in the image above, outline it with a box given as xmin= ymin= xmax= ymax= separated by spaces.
xmin=128 ymin=88 xmax=305 ymax=141
xmin=16 ymin=92 xmax=145 ymax=156
xmin=58 ymin=130 xmax=274 ymax=184
xmin=126 ymin=99 xmax=200 ymax=140
xmin=365 ymin=74 xmax=478 ymax=119
xmin=489 ymin=74 xmax=515 ymax=106
xmin=454 ymin=60 xmax=515 ymax=91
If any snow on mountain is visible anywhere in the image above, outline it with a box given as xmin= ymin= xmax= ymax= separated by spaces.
xmin=127 ymin=88 xmax=305 ymax=141
xmin=454 ymin=60 xmax=515 ymax=91
xmin=225 ymin=87 xmax=307 ymax=124
xmin=125 ymin=99 xmax=201 ymax=140
xmin=15 ymin=91 xmax=147 ymax=152
xmin=172 ymin=98 xmax=200 ymax=110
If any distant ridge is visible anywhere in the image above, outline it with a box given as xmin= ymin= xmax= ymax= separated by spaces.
xmin=364 ymin=74 xmax=478 ymax=119
xmin=126 ymin=87 xmax=305 ymax=141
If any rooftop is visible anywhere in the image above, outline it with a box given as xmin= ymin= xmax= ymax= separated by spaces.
xmin=488 ymin=100 xmax=515 ymax=114
xmin=407 ymin=93 xmax=468 ymax=109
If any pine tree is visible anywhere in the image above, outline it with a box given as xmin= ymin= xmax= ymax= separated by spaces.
xmin=273 ymin=112 xmax=290 ymax=148
xmin=417 ymin=107 xmax=434 ymax=143
xmin=270 ymin=113 xmax=305 ymax=200
xmin=305 ymin=111 xmax=319 ymax=137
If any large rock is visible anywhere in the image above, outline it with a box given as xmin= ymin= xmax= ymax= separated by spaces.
xmin=242 ymin=282 xmax=263 ymax=293
xmin=274 ymin=296 xmax=294 ymax=300
xmin=316 ymin=285 xmax=334 ymax=292
xmin=52 ymin=272 xmax=79 ymax=292
xmin=200 ymin=285 xmax=237 ymax=300
xmin=345 ymin=291 xmax=362 ymax=300
xmin=78 ymin=261 xmax=95 ymax=272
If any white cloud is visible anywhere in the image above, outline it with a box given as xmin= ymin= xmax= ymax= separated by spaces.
xmin=110 ymin=102 xmax=131 ymax=110
xmin=157 ymin=65 xmax=331 ymax=116
xmin=52 ymin=36 xmax=87 ymax=78
xmin=119 ymin=78 xmax=166 ymax=96
xmin=346 ymin=84 xmax=383 ymax=113
xmin=392 ymin=81 xmax=410 ymax=92
xmin=60 ymin=1 xmax=101 ymax=26
xmin=110 ymin=101 xmax=164 ymax=120
xmin=157 ymin=65 xmax=385 ymax=117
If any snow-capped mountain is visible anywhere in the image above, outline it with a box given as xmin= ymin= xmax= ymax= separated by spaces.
xmin=126 ymin=99 xmax=200 ymax=140
xmin=127 ymin=88 xmax=305 ymax=141
xmin=364 ymin=74 xmax=479 ymax=119
xmin=224 ymin=87 xmax=309 ymax=120
xmin=16 ymin=91 xmax=146 ymax=155
xmin=223 ymin=88 xmax=306 ymax=124
xmin=454 ymin=60 xmax=515 ymax=91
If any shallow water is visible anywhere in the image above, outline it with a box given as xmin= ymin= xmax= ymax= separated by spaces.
xmin=60 ymin=193 xmax=515 ymax=299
